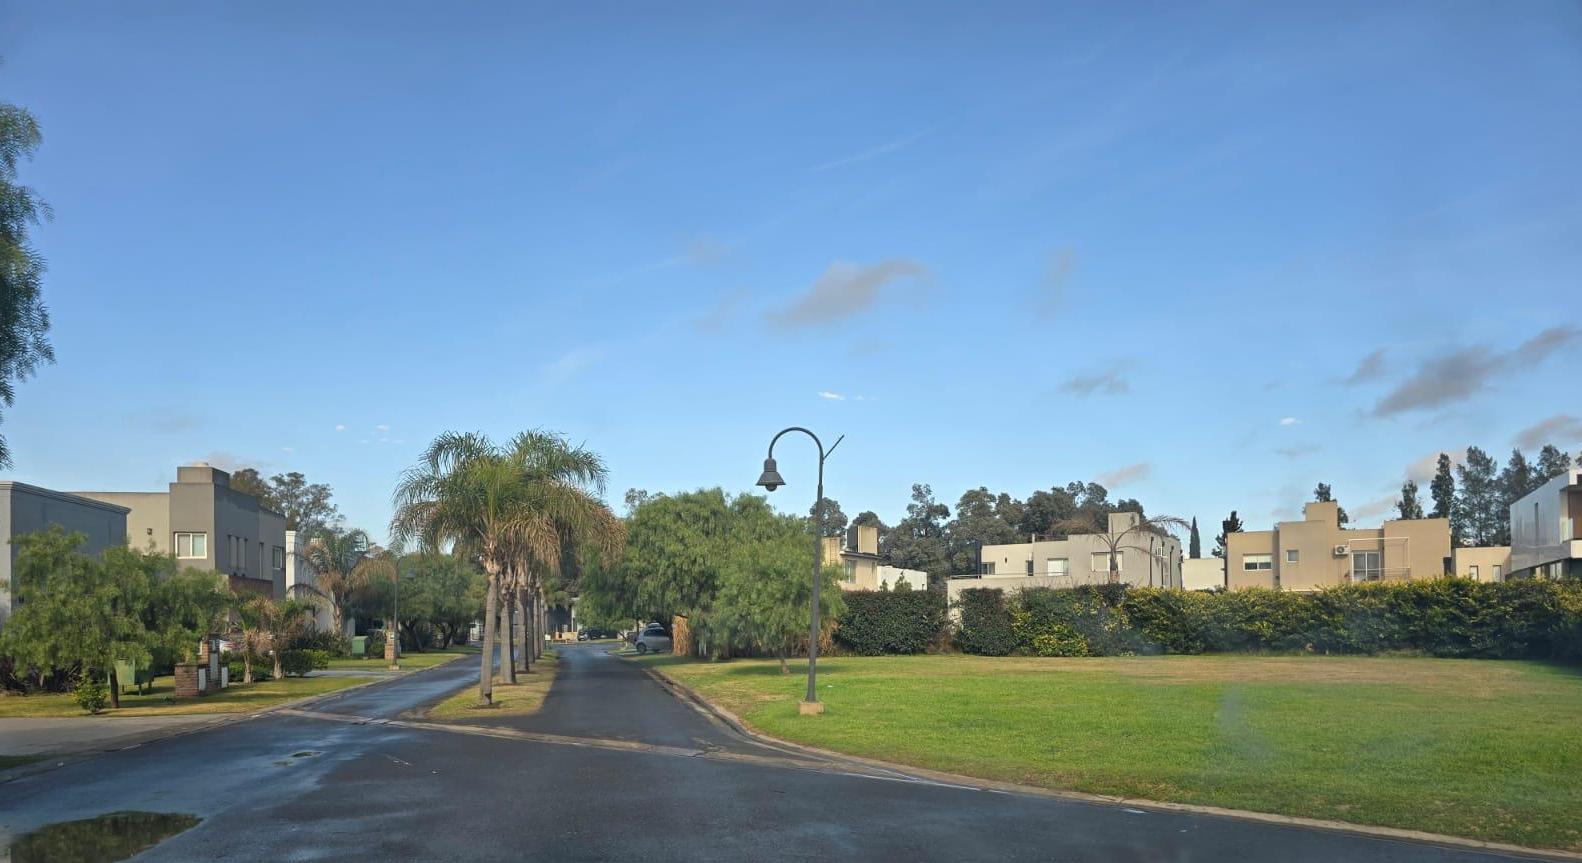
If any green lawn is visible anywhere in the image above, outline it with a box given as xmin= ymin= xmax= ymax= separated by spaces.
xmin=325 ymin=645 xmax=477 ymax=671
xmin=640 ymin=653 xmax=1582 ymax=851
xmin=425 ymin=652 xmax=559 ymax=721
xmin=0 ymin=754 xmax=43 ymax=770
xmin=0 ymin=674 xmax=376 ymax=718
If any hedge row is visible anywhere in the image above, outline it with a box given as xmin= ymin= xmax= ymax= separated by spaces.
xmin=956 ymin=580 xmax=1582 ymax=660
xmin=834 ymin=590 xmax=948 ymax=655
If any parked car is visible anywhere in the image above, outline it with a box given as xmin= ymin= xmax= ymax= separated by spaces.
xmin=633 ymin=623 xmax=671 ymax=654
xmin=577 ymin=627 xmax=613 ymax=642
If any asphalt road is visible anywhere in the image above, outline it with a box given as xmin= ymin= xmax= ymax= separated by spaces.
xmin=0 ymin=644 xmax=1550 ymax=862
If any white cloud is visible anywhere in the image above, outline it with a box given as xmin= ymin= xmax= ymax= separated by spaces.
xmin=818 ymin=391 xmax=846 ymax=401
xmin=1405 ymin=448 xmax=1469 ymax=484
xmin=1351 ymin=495 xmax=1398 ymax=522
xmin=1096 ymin=462 xmax=1152 ymax=487
xmin=334 ymin=424 xmax=347 ymax=432
xmin=375 ymin=424 xmax=390 ymax=433
xmin=766 ymin=260 xmax=930 ymax=329
xmin=1514 ymin=414 xmax=1582 ymax=450
xmin=281 ymin=446 xmax=295 ymax=454
xmin=1279 ymin=417 xmax=1301 ymax=426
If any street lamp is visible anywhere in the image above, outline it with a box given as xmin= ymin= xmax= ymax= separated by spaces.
xmin=757 ymin=426 xmax=842 ymax=716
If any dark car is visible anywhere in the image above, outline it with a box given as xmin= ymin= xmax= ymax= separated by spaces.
xmin=576 ymin=627 xmax=613 ymax=641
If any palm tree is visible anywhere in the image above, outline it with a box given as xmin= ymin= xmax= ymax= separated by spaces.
xmin=296 ymin=526 xmax=379 ymax=636
xmin=391 ymin=430 xmax=624 ymax=703
xmin=1050 ymin=511 xmax=1191 ymax=586
xmin=233 ymin=594 xmax=315 ymax=681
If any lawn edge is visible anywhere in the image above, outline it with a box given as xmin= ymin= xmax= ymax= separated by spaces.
xmin=0 ymin=651 xmax=473 ymax=786
xmin=628 ymin=655 xmax=1582 ymax=862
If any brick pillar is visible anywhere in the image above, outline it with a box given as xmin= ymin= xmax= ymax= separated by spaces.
xmin=174 ymin=664 xmax=201 ymax=697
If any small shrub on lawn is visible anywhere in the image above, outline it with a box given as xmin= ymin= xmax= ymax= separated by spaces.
xmin=365 ymin=632 xmax=386 ymax=659
xmin=285 ymin=630 xmax=351 ymax=657
xmin=278 ymin=650 xmax=315 ymax=677
xmin=835 ymin=590 xmax=947 ymax=655
xmin=304 ymin=649 xmax=330 ymax=670
xmin=75 ymin=678 xmax=108 ymax=714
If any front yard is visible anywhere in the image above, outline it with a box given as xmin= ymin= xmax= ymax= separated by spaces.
xmin=325 ymin=645 xmax=477 ymax=671
xmin=639 ymin=653 xmax=1582 ymax=851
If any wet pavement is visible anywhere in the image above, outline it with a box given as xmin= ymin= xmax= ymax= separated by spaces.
xmin=0 ymin=644 xmax=1551 ymax=862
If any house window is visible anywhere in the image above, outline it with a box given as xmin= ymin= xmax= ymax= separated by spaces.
xmin=843 ymin=560 xmax=856 ymax=583
xmin=1091 ymin=552 xmax=1122 ymax=572
xmin=1352 ymin=550 xmax=1383 ymax=582
xmin=982 ymin=562 xmax=996 ymax=575
xmin=273 ymin=546 xmax=286 ymax=570
xmin=1468 ymin=565 xmax=1479 ymax=580
xmin=1046 ymin=557 xmax=1069 ymax=576
xmin=1242 ymin=553 xmax=1273 ymax=571
xmin=1493 ymin=565 xmax=1502 ymax=581
xmin=1286 ymin=549 xmax=1300 ymax=564
xmin=175 ymin=532 xmax=207 ymax=559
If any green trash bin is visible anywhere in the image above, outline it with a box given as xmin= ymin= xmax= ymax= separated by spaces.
xmin=351 ymin=636 xmax=367 ymax=658
xmin=112 ymin=659 xmax=153 ymax=695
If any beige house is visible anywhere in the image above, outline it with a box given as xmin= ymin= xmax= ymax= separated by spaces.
xmin=1451 ymin=546 xmax=1510 ymax=582
xmin=1509 ymin=467 xmax=1582 ymax=580
xmin=946 ymin=512 xmax=1183 ymax=607
xmin=1182 ymin=557 xmax=1225 ymax=590
xmin=77 ymin=464 xmax=287 ymax=599
xmin=822 ymin=525 xmax=928 ymax=592
xmin=1226 ymin=501 xmax=1450 ymax=591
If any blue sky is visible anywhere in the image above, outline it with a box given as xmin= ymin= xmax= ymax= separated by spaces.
xmin=3 ymin=1 xmax=1580 ymax=539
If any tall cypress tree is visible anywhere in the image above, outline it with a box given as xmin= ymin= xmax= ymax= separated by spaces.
xmin=1455 ymin=447 xmax=1501 ymax=547
xmin=1188 ymin=517 xmax=1202 ymax=559
xmin=1212 ymin=511 xmax=1243 ymax=559
xmin=1429 ymin=452 xmax=1457 ymax=540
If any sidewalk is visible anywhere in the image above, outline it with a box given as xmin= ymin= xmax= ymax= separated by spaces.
xmin=0 ymin=714 xmax=224 ymax=757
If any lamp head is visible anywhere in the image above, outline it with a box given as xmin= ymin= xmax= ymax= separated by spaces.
xmin=756 ymin=457 xmax=785 ymax=492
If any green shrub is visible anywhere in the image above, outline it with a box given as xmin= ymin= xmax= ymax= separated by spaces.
xmin=304 ymin=649 xmax=330 ymax=670
xmin=954 ymin=588 xmax=1018 ymax=656
xmin=278 ymin=650 xmax=315 ymax=677
xmin=286 ymin=629 xmax=350 ymax=657
xmin=75 ymin=677 xmax=108 ymax=714
xmin=953 ymin=579 xmax=1582 ymax=659
xmin=365 ymin=631 xmax=387 ymax=660
xmin=835 ymin=590 xmax=947 ymax=655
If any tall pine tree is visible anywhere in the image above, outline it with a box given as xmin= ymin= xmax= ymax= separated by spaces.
xmin=1188 ymin=517 xmax=1202 ymax=559
xmin=1313 ymin=482 xmax=1350 ymax=526
xmin=1536 ymin=444 xmax=1573 ymax=482
xmin=1430 ymin=453 xmax=1457 ymax=540
xmin=1212 ymin=511 xmax=1243 ymax=559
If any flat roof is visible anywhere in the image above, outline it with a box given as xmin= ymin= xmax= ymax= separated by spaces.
xmin=0 ymin=481 xmax=132 ymax=514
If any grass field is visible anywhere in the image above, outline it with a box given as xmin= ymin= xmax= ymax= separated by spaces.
xmin=0 ymin=674 xmax=376 ymax=718
xmin=0 ymin=754 xmax=43 ymax=770
xmin=325 ymin=646 xmax=476 ymax=671
xmin=640 ymin=653 xmax=1582 ymax=851
xmin=426 ymin=652 xmax=559 ymax=721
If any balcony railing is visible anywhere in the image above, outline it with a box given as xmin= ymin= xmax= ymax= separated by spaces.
xmin=1346 ymin=568 xmax=1411 ymax=584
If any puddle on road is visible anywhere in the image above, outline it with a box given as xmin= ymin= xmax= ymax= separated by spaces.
xmin=7 ymin=811 xmax=200 ymax=863
xmin=274 ymin=749 xmax=323 ymax=766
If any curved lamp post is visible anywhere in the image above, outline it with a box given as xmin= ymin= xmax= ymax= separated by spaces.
xmin=757 ymin=426 xmax=842 ymax=716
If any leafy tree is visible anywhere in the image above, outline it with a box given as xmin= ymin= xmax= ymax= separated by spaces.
xmin=852 ymin=510 xmax=885 ymax=528
xmin=1212 ymin=511 xmax=1244 ymax=559
xmin=1536 ymin=445 xmax=1573 ymax=482
xmin=295 ymin=526 xmax=378 ymax=636
xmin=0 ymin=100 xmax=54 ymax=469
xmin=227 ymin=469 xmax=341 ymax=535
xmin=234 ymin=594 xmax=313 ymax=681
xmin=1396 ymin=479 xmax=1425 ymax=520
xmin=623 ymin=487 xmax=661 ymax=516
xmin=1019 ymin=486 xmax=1080 ymax=537
xmin=1498 ymin=448 xmax=1538 ymax=538
xmin=1455 ymin=447 xmax=1502 ymax=547
xmin=810 ymin=495 xmax=849 ymax=538
xmin=621 ymin=488 xmax=731 ymax=625
xmin=1188 ymin=517 xmax=1202 ymax=559
xmin=885 ymin=484 xmax=952 ymax=585
xmin=1313 ymin=482 xmax=1350 ymax=526
xmin=945 ymin=488 xmax=1025 ymax=573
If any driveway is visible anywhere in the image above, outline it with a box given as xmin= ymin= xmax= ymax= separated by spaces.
xmin=0 ymin=643 xmax=1550 ymax=861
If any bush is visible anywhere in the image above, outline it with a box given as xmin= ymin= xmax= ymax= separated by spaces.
xmin=955 ymin=588 xmax=1018 ymax=656
xmin=75 ymin=677 xmax=108 ymax=714
xmin=304 ymin=649 xmax=330 ymax=670
xmin=278 ymin=650 xmax=315 ymax=677
xmin=835 ymin=590 xmax=947 ymax=655
xmin=953 ymin=579 xmax=1582 ymax=660
xmin=365 ymin=631 xmax=386 ymax=659
xmin=285 ymin=629 xmax=351 ymax=657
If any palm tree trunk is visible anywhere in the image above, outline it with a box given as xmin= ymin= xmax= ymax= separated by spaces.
xmin=533 ymin=590 xmax=544 ymax=660
xmin=528 ymin=591 xmax=541 ymax=670
xmin=272 ymin=651 xmax=283 ymax=680
xmin=243 ymin=653 xmax=254 ymax=684
xmin=503 ymin=589 xmax=518 ymax=684
xmin=479 ymin=577 xmax=498 ymax=703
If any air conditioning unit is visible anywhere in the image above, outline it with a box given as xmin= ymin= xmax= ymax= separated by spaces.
xmin=1333 ymin=544 xmax=1350 ymax=557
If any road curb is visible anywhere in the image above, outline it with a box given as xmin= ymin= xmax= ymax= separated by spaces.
xmin=626 ymin=655 xmax=1582 ymax=863
xmin=0 ymin=653 xmax=473 ymax=786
